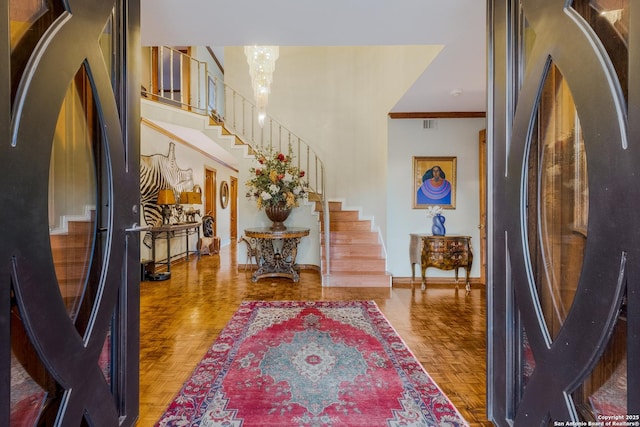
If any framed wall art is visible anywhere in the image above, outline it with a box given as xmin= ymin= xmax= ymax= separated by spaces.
xmin=413 ymin=156 xmax=457 ymax=209
xmin=220 ymin=180 xmax=229 ymax=209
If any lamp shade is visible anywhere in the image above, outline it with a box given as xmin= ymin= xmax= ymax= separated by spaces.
xmin=179 ymin=191 xmax=202 ymax=204
xmin=156 ymin=189 xmax=176 ymax=205
xmin=187 ymin=191 xmax=202 ymax=204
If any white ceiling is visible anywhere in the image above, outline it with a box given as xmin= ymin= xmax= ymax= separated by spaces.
xmin=140 ymin=0 xmax=487 ymax=113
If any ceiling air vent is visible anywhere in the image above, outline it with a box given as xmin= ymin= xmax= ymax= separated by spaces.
xmin=423 ymin=119 xmax=437 ymax=130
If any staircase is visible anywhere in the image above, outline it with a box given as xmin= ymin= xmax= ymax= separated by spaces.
xmin=319 ymin=201 xmax=391 ymax=287
xmin=49 ymin=212 xmax=95 ymax=311
xmin=209 ymin=111 xmax=391 ymax=288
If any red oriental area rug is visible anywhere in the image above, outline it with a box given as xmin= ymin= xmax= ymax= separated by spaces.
xmin=156 ymin=300 xmax=468 ymax=426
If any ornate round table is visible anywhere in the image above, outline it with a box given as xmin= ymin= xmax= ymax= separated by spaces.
xmin=244 ymin=227 xmax=310 ymax=282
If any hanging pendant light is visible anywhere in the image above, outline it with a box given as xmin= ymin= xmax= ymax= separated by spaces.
xmin=244 ymin=46 xmax=279 ymax=127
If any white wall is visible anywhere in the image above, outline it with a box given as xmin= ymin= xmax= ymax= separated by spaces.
xmin=386 ymin=117 xmax=486 ymax=278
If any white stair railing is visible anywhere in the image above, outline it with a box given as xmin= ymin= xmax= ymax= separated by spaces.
xmin=221 ymin=83 xmax=325 ymax=200
xmin=142 ymin=46 xmax=211 ymax=115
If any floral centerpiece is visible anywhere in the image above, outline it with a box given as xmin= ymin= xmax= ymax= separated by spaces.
xmin=245 ymin=145 xmax=307 ymax=230
xmin=425 ymin=205 xmax=446 ymax=236
xmin=425 ymin=205 xmax=443 ymax=218
xmin=246 ymin=145 xmax=307 ymax=209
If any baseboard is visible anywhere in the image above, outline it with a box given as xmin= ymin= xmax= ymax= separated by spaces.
xmin=392 ymin=276 xmax=485 ymax=287
xmin=237 ymin=264 xmax=321 ymax=272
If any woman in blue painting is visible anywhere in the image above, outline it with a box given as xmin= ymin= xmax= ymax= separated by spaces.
xmin=416 ymin=165 xmax=452 ymax=205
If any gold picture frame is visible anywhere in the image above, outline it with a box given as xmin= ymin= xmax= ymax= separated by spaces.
xmin=220 ymin=180 xmax=229 ymax=209
xmin=413 ymin=156 xmax=457 ymax=209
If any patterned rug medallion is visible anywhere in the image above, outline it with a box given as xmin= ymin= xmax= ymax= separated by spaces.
xmin=156 ymin=300 xmax=468 ymax=426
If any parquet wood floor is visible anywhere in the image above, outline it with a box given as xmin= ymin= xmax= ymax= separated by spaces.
xmin=137 ymin=242 xmax=492 ymax=426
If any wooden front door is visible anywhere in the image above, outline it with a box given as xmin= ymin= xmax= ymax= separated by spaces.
xmin=1 ymin=1 xmax=140 ymax=425
xmin=488 ymin=0 xmax=638 ymax=424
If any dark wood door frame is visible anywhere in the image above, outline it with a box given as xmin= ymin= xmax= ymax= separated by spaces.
xmin=488 ymin=0 xmax=639 ymax=423
xmin=1 ymin=1 xmax=140 ymax=425
xmin=479 ymin=129 xmax=487 ymax=285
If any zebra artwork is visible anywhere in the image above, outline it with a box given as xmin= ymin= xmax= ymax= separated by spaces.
xmin=140 ymin=142 xmax=195 ymax=247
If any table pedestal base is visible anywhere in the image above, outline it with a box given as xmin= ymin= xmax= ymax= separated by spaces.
xmin=244 ymin=227 xmax=310 ymax=283
xmin=252 ymin=237 xmax=302 ymax=282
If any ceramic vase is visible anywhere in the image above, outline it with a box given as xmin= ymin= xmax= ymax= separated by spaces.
xmin=264 ymin=204 xmax=292 ymax=231
xmin=432 ymin=213 xmax=446 ymax=236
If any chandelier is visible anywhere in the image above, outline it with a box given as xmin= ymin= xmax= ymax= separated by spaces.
xmin=244 ymin=46 xmax=279 ymax=127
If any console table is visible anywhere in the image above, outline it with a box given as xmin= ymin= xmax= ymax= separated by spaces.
xmin=244 ymin=227 xmax=310 ymax=282
xmin=410 ymin=234 xmax=473 ymax=292
xmin=149 ymin=222 xmax=201 ymax=275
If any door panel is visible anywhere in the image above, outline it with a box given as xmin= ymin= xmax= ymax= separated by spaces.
xmin=230 ymin=177 xmax=238 ymax=240
xmin=488 ymin=0 xmax=638 ymax=424
xmin=49 ymin=66 xmax=99 ymax=325
xmin=526 ymin=64 xmax=586 ymax=343
xmin=205 ymin=167 xmax=218 ymax=236
xmin=479 ymin=129 xmax=487 ymax=285
xmin=1 ymin=0 xmax=140 ymax=425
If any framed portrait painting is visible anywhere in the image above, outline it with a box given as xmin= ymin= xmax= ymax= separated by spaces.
xmin=413 ymin=156 xmax=457 ymax=209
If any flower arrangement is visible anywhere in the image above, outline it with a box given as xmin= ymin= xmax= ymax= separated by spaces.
xmin=425 ymin=205 xmax=443 ymax=218
xmin=245 ymin=145 xmax=308 ymax=209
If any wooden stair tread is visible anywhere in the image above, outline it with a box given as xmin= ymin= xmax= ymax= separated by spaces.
xmin=308 ymin=192 xmax=322 ymax=202
xmin=324 ymin=244 xmax=385 ymax=258
xmin=328 ymin=259 xmax=386 ymax=272
xmin=322 ymin=222 xmax=371 ymax=232
xmin=320 ymin=211 xmax=360 ymax=220
xmin=324 ymin=233 xmax=379 ymax=245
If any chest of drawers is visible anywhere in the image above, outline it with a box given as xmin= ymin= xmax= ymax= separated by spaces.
xmin=410 ymin=234 xmax=473 ymax=292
